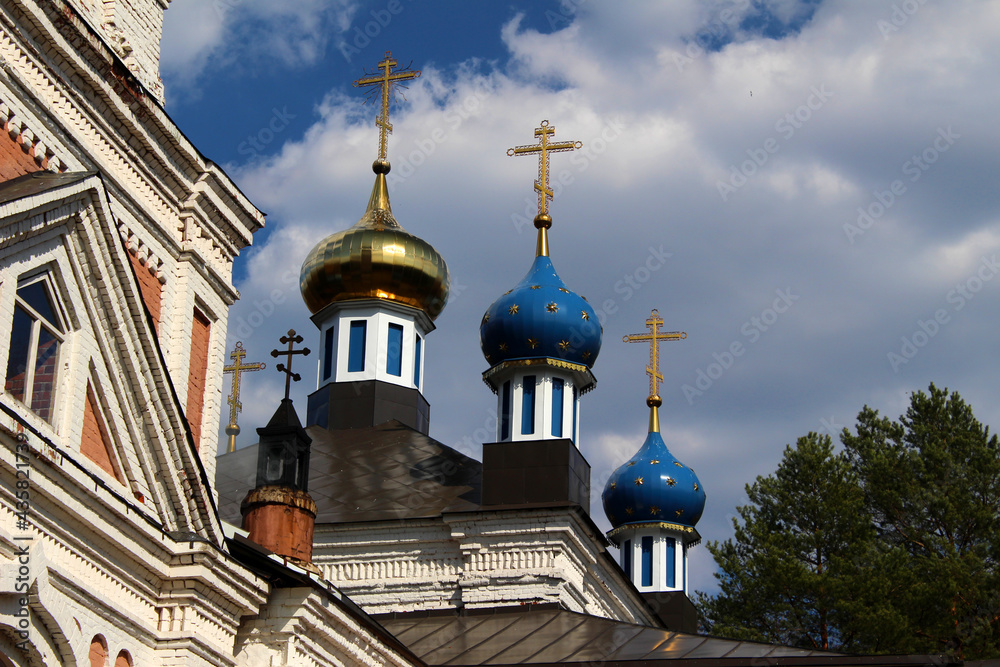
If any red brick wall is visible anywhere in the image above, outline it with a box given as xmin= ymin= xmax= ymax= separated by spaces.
xmin=81 ymin=382 xmax=123 ymax=483
xmin=127 ymin=250 xmax=162 ymax=331
xmin=0 ymin=124 xmax=43 ymax=181
xmin=185 ymin=308 xmax=211 ymax=450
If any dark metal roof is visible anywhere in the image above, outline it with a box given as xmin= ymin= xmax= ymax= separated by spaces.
xmin=215 ymin=420 xmax=481 ymax=525
xmin=378 ymin=608 xmax=837 ymax=665
xmin=0 ymin=170 xmax=97 ymax=206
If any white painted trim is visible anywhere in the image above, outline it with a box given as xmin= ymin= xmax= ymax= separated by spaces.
xmin=617 ymin=526 xmax=689 ymax=593
xmin=491 ymin=366 xmax=582 ymax=444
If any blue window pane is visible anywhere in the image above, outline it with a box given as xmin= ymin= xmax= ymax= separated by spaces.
xmin=414 ymin=336 xmax=422 ymax=386
xmin=17 ymin=281 xmax=60 ymax=330
xmin=665 ymin=537 xmax=676 ymax=588
xmin=501 ymin=380 xmax=511 ymax=441
xmin=4 ymin=305 xmax=32 ymax=403
xmin=521 ymin=375 xmax=535 ymax=435
xmin=387 ymin=323 xmax=403 ymax=376
xmin=323 ymin=327 xmax=335 ymax=379
xmin=641 ymin=536 xmax=653 ymax=587
xmin=348 ymin=321 xmax=366 ymax=372
xmin=623 ymin=540 xmax=631 ymax=580
xmin=551 ymin=378 xmax=564 ymax=437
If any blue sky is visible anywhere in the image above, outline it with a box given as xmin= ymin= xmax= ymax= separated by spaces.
xmin=160 ymin=0 xmax=1000 ymax=596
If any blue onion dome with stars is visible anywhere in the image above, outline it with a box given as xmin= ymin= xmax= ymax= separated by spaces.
xmin=480 ymin=253 xmax=601 ymax=368
xmin=481 ymin=118 xmax=602 ymax=372
xmin=602 ymin=428 xmax=706 ymax=531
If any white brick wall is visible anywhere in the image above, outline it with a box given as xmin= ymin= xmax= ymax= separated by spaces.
xmin=312 ymin=508 xmax=659 ymax=625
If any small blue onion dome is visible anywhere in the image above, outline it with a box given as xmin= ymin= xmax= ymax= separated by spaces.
xmin=480 ymin=254 xmax=601 ymax=368
xmin=602 ymin=431 xmax=706 ymax=530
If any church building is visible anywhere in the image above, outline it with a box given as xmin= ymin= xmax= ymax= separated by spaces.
xmin=0 ymin=2 xmax=957 ymax=666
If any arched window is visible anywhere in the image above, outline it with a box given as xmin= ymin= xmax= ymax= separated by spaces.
xmin=89 ymin=636 xmax=108 ymax=667
xmin=113 ymin=650 xmax=132 ymax=667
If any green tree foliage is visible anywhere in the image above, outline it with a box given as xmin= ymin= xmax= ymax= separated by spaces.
xmin=842 ymin=384 xmax=1000 ymax=658
xmin=695 ymin=433 xmax=883 ymax=651
xmin=697 ymin=385 xmax=1000 ymax=659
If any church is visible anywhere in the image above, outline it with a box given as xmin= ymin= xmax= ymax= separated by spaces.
xmin=0 ymin=1 xmax=957 ymax=666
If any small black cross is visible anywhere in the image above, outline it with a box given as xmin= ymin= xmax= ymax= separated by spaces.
xmin=271 ymin=329 xmax=311 ymax=400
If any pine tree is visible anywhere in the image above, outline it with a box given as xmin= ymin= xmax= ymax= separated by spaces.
xmin=842 ymin=384 xmax=1000 ymax=659
xmin=696 ymin=433 xmax=881 ymax=651
xmin=698 ymin=385 xmax=1000 ymax=659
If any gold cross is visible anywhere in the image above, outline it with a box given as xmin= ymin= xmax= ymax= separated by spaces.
xmin=271 ymin=330 xmax=311 ymax=401
xmin=353 ymin=51 xmax=421 ymax=161
xmin=223 ymin=342 xmax=265 ymax=453
xmin=507 ymin=120 xmax=582 ymax=219
xmin=623 ymin=309 xmax=686 ymax=401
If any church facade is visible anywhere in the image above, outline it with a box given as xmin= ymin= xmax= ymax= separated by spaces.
xmin=0 ymin=2 xmax=958 ymax=667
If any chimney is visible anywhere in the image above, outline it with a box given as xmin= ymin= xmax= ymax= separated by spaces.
xmin=240 ymin=398 xmax=317 ymax=571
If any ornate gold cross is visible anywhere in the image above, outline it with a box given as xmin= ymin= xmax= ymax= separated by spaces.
xmin=271 ymin=330 xmax=311 ymax=401
xmin=223 ymin=342 xmax=265 ymax=453
xmin=623 ymin=309 xmax=686 ymax=401
xmin=507 ymin=120 xmax=582 ymax=219
xmin=353 ymin=51 xmax=421 ymax=161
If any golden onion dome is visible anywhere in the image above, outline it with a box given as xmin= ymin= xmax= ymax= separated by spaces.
xmin=300 ymin=160 xmax=450 ymax=319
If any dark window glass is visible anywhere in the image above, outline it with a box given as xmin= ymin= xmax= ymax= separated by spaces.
xmin=552 ymin=378 xmax=564 ymax=437
xmin=5 ymin=280 xmax=63 ymax=423
xmin=521 ymin=375 xmax=535 ymax=435
xmin=323 ymin=327 xmax=335 ymax=379
xmin=572 ymin=385 xmax=578 ymax=442
xmin=665 ymin=537 xmax=676 ymax=588
xmin=414 ymin=336 xmax=422 ymax=386
xmin=387 ymin=323 xmax=403 ymax=376
xmin=4 ymin=305 xmax=32 ymax=403
xmin=348 ymin=321 xmax=366 ymax=372
xmin=18 ymin=280 xmax=59 ymax=327
xmin=501 ymin=380 xmax=511 ymax=440
xmin=641 ymin=536 xmax=653 ymax=587
xmin=31 ymin=328 xmax=58 ymax=422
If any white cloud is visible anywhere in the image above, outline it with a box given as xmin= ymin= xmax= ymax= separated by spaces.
xmin=161 ymin=0 xmax=357 ymax=92
xmin=193 ymin=1 xmax=1000 ymax=595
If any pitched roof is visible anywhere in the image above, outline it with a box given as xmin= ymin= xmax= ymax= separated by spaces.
xmin=378 ymin=607 xmax=837 ymax=665
xmin=216 ymin=420 xmax=481 ymax=525
xmin=0 ymin=170 xmax=96 ymax=205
